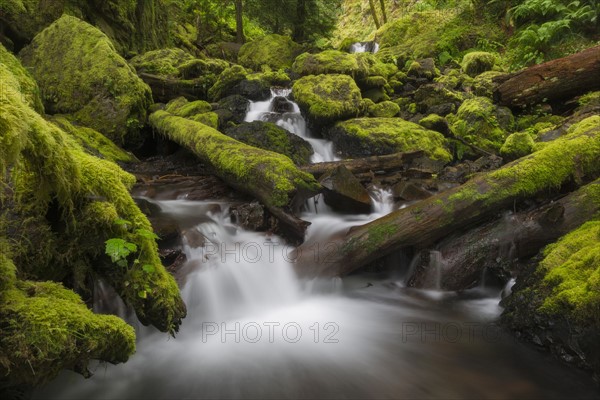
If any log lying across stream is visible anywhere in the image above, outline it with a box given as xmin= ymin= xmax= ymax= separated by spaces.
xmin=149 ymin=111 xmax=321 ymax=242
xmin=301 ymin=116 xmax=600 ymax=277
xmin=494 ymin=45 xmax=600 ymax=108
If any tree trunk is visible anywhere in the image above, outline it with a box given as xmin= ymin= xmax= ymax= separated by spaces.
xmin=406 ymin=179 xmax=600 ymax=291
xmin=368 ymin=0 xmax=381 ymax=28
xmin=235 ymin=0 xmax=245 ymax=44
xmin=494 ymin=45 xmax=600 ymax=108
xmin=293 ymin=0 xmax=307 ymax=42
xmin=379 ymin=0 xmax=387 ymax=24
xmin=300 ymin=151 xmax=424 ymax=179
xmin=149 ymin=111 xmax=321 ymax=243
xmin=296 ymin=117 xmax=600 ymax=277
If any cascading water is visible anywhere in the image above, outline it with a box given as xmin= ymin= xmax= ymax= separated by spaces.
xmin=349 ymin=41 xmax=380 ymax=54
xmin=245 ymin=88 xmax=338 ymax=163
xmin=34 ymin=89 xmax=598 ymax=399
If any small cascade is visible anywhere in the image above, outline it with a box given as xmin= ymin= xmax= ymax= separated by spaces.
xmin=370 ymin=186 xmax=394 ymax=216
xmin=245 ymin=88 xmax=339 ymax=163
xmin=349 ymin=41 xmax=380 ymax=54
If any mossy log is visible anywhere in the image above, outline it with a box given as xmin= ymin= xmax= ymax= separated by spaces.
xmin=301 ymin=151 xmax=424 ymax=179
xmin=494 ymin=45 xmax=600 ymax=108
xmin=149 ymin=111 xmax=321 ymax=242
xmin=407 ymin=178 xmax=600 ymax=291
xmin=303 ymin=116 xmax=600 ymax=277
xmin=138 ymin=72 xmax=208 ymax=103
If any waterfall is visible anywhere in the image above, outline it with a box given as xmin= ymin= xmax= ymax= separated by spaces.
xmin=245 ymin=89 xmax=339 ymax=163
xmin=349 ymin=41 xmax=380 ymax=54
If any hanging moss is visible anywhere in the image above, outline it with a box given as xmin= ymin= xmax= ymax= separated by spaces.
xmin=328 ymin=117 xmax=452 ymax=161
xmin=292 ymin=74 xmax=363 ymax=128
xmin=19 ymin=15 xmax=152 ymax=145
xmin=238 ymin=34 xmax=303 ymax=71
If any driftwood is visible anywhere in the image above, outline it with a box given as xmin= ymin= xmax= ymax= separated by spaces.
xmin=297 ymin=119 xmax=600 ymax=277
xmin=300 ymin=151 xmax=425 ymax=178
xmin=149 ymin=111 xmax=320 ymax=243
xmin=494 ymin=45 xmax=600 ymax=108
xmin=407 ymin=179 xmax=600 ymax=290
xmin=139 ymin=73 xmax=208 ymax=103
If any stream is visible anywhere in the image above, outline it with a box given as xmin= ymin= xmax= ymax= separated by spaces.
xmin=34 ymin=91 xmax=599 ymax=399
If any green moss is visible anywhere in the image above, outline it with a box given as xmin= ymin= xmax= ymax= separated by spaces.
xmin=51 ymin=116 xmax=138 ymax=163
xmin=208 ymin=64 xmax=248 ymax=102
xmin=419 ymin=114 xmax=448 ymax=134
xmin=578 ymin=91 xmax=600 ymax=107
xmin=149 ymin=111 xmax=320 ymax=208
xmin=537 ymin=221 xmax=600 ymax=322
xmin=449 ymin=97 xmax=512 ymax=153
xmin=0 ymin=43 xmax=43 ymax=113
xmin=130 ymin=48 xmax=229 ymax=79
xmin=0 ymin=280 xmax=135 ymax=386
xmin=500 ymin=131 xmax=535 ymax=161
xmin=248 ymin=69 xmax=291 ymax=86
xmin=190 ymin=112 xmax=219 ymax=129
xmin=19 ymin=15 xmax=152 ymax=145
xmin=238 ymin=34 xmax=303 ymax=71
xmin=329 ymin=117 xmax=452 ymax=161
xmin=292 ymin=74 xmax=362 ymax=127
xmin=472 ymin=70 xmax=505 ymax=98
xmin=165 ymin=97 xmax=212 ymax=117
xmin=365 ymin=223 xmax=399 ymax=253
xmin=367 ymin=101 xmax=400 ymax=118
xmin=461 ymin=51 xmax=498 ymax=77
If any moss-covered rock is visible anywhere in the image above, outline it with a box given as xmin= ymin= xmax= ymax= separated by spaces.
xmin=51 ymin=117 xmax=139 ymax=163
xmin=500 ymin=131 xmax=535 ymax=161
xmin=130 ymin=48 xmax=229 ymax=79
xmin=406 ymin=58 xmax=439 ymax=80
xmin=208 ymin=65 xmax=256 ymax=101
xmin=0 ymin=0 xmax=168 ymax=55
xmin=238 ymin=34 xmax=303 ymax=71
xmin=472 ymin=70 xmax=505 ymax=98
xmin=419 ymin=114 xmax=450 ymax=136
xmin=224 ymin=121 xmax=314 ymax=166
xmin=327 ymin=117 xmax=452 ymax=161
xmin=461 ymin=51 xmax=498 ymax=77
xmin=367 ymin=101 xmax=400 ymax=118
xmin=20 ymin=15 xmax=152 ymax=146
xmin=0 ymin=43 xmax=43 ymax=113
xmin=165 ymin=97 xmax=212 ymax=117
xmin=448 ymin=97 xmax=514 ymax=153
xmin=292 ymin=50 xmax=397 ymax=84
xmin=292 ymin=74 xmax=362 ymax=129
xmin=413 ymin=83 xmax=464 ymax=116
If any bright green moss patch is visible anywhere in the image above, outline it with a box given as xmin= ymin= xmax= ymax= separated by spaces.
xmin=208 ymin=65 xmax=248 ymax=101
xmin=0 ymin=281 xmax=136 ymax=386
xmin=500 ymin=131 xmax=535 ymax=161
xmin=578 ymin=91 xmax=600 ymax=108
xmin=367 ymin=101 xmax=400 ymax=118
xmin=20 ymin=15 xmax=152 ymax=145
xmin=238 ymin=34 xmax=303 ymax=71
xmin=0 ymin=43 xmax=43 ymax=113
xmin=51 ymin=116 xmax=138 ymax=163
xmin=538 ymin=219 xmax=600 ymax=323
xmin=130 ymin=48 xmax=229 ymax=79
xmin=329 ymin=117 xmax=452 ymax=161
xmin=166 ymin=97 xmax=212 ymax=117
xmin=149 ymin=111 xmax=320 ymax=208
xmin=292 ymin=74 xmax=363 ymax=127
xmin=449 ymin=97 xmax=513 ymax=153
xmin=461 ymin=52 xmax=498 ymax=77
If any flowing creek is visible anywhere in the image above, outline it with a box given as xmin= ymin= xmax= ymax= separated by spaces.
xmin=35 ymin=91 xmax=598 ymax=399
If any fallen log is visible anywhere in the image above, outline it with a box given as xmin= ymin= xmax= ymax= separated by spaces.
xmin=300 ymin=151 xmax=425 ymax=178
xmin=406 ymin=178 xmax=600 ymax=290
xmin=149 ymin=111 xmax=321 ymax=243
xmin=139 ymin=73 xmax=208 ymax=103
xmin=302 ymin=116 xmax=600 ymax=277
xmin=494 ymin=45 xmax=600 ymax=108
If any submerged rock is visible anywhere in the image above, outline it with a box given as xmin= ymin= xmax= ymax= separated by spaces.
xmin=320 ymin=165 xmax=372 ymax=214
xmin=20 ymin=15 xmax=152 ymax=146
xmin=225 ymin=121 xmax=314 ymax=166
xmin=327 ymin=117 xmax=452 ymax=161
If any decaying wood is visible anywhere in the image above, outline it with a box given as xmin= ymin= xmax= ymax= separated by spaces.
xmin=494 ymin=45 xmax=600 ymax=108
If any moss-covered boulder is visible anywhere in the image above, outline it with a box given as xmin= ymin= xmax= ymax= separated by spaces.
xmin=327 ymin=117 xmax=452 ymax=161
xmin=20 ymin=15 xmax=152 ymax=145
xmin=461 ymin=51 xmax=498 ymax=77
xmin=292 ymin=50 xmax=397 ymax=85
xmin=207 ymin=65 xmax=272 ymax=102
xmin=413 ymin=83 xmax=464 ymax=116
xmin=225 ymin=121 xmax=314 ymax=166
xmin=292 ymin=74 xmax=362 ymax=129
xmin=419 ymin=114 xmax=450 ymax=136
xmin=367 ymin=101 xmax=400 ymax=118
xmin=448 ymin=97 xmax=514 ymax=153
xmin=472 ymin=70 xmax=506 ymax=98
xmin=0 ymin=0 xmax=168 ymax=54
xmin=500 ymin=131 xmax=535 ymax=161
xmin=0 ymin=43 xmax=43 ymax=113
xmin=238 ymin=34 xmax=303 ymax=71
xmin=130 ymin=48 xmax=228 ymax=79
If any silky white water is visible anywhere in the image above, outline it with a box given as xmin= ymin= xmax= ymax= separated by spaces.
xmin=245 ymin=88 xmax=338 ymax=163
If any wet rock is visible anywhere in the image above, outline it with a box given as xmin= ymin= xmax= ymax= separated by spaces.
xmin=230 ymin=202 xmax=267 ymax=231
xmin=271 ymin=96 xmax=295 ymax=113
xmin=225 ymin=121 xmax=313 ymax=165
xmin=392 ymin=181 xmax=432 ymax=201
xmin=407 ymin=58 xmax=438 ymax=80
xmin=320 ymin=165 xmax=372 ymax=214
xmin=230 ymin=79 xmax=271 ymax=101
xmin=413 ymin=83 xmax=463 ymax=116
xmin=215 ymin=95 xmax=250 ymax=126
